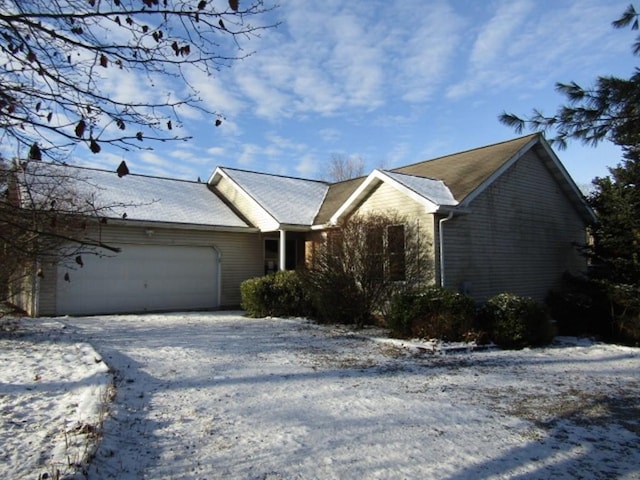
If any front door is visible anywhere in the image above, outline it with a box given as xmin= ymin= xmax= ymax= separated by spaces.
xmin=264 ymin=237 xmax=302 ymax=274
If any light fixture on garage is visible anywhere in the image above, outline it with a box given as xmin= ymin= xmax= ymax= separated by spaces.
xmin=145 ymin=228 xmax=155 ymax=237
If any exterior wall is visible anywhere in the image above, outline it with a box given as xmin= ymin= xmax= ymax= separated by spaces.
xmin=37 ymin=223 xmax=262 ymax=316
xmin=214 ymin=176 xmax=279 ymax=231
xmin=355 ymin=181 xmax=426 ymax=216
xmin=345 ymin=181 xmax=438 ymax=283
xmin=7 ymin=264 xmax=39 ymax=316
xmin=304 ymin=231 xmax=325 ymax=268
xmin=441 ymin=150 xmax=588 ymax=302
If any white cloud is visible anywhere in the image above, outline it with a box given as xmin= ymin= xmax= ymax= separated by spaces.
xmin=318 ymin=128 xmax=342 ymax=143
xmin=71 ymin=149 xmax=125 ymax=173
xmin=235 ymin=72 xmax=291 ymax=118
xmin=206 ymin=146 xmax=226 ymax=157
xmin=295 ymin=154 xmax=319 ymax=177
xmin=132 ymin=151 xmax=199 ymax=180
xmin=469 ymin=0 xmax=533 ymax=69
xmin=237 ymin=143 xmax=261 ymax=167
xmin=446 ymin=0 xmax=628 ymax=100
xmin=226 ymin=1 xmax=392 ymax=119
xmin=446 ymin=0 xmax=534 ymax=99
xmin=390 ymin=2 xmax=465 ymax=103
xmin=264 ymin=133 xmax=307 ymax=153
xmin=384 ymin=142 xmax=412 ymax=169
xmin=184 ymin=66 xmax=246 ymax=118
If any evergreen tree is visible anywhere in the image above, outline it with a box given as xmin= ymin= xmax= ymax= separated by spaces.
xmin=500 ymin=5 xmax=640 ymax=155
xmin=589 ymin=156 xmax=640 ymax=286
xmin=500 ymin=5 xmax=640 ymax=343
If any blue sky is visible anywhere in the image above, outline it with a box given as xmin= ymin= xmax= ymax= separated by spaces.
xmin=79 ymin=0 xmax=636 ymax=188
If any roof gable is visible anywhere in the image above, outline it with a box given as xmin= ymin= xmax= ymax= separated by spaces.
xmin=329 ymin=170 xmax=458 ymax=224
xmin=313 ymin=176 xmax=365 ymax=225
xmin=210 ymin=167 xmax=329 ymax=227
xmin=393 ymin=134 xmax=539 ymax=202
xmin=314 ymin=134 xmax=594 ymax=225
xmin=384 ymin=171 xmax=458 ymax=206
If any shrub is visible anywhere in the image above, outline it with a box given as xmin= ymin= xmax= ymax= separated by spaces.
xmin=302 ymin=211 xmax=433 ymax=327
xmin=546 ymin=275 xmax=611 ymax=338
xmin=300 ymin=268 xmax=370 ymax=325
xmin=547 ymin=274 xmax=640 ymax=345
xmin=240 ymin=271 xmax=310 ymax=318
xmin=387 ymin=286 xmax=477 ymax=341
xmin=608 ymin=283 xmax=640 ymax=345
xmin=480 ymin=293 xmax=555 ymax=349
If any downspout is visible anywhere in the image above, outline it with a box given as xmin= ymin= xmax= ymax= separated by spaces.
xmin=438 ymin=211 xmax=454 ymax=288
xmin=31 ymin=259 xmax=40 ymax=317
xmin=279 ymin=229 xmax=286 ymax=271
xmin=211 ymin=245 xmax=222 ymax=308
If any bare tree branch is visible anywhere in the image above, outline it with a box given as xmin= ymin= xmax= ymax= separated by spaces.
xmin=0 ymin=0 xmax=278 ymax=159
xmin=498 ymin=6 xmax=640 ymax=154
xmin=327 ymin=154 xmax=366 ymax=182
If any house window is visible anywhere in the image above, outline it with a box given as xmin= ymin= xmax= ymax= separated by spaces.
xmin=366 ymin=225 xmax=384 ymax=281
xmin=326 ymin=222 xmax=407 ymax=282
xmin=387 ymin=224 xmax=406 ymax=281
xmin=264 ymin=238 xmax=300 ymax=274
xmin=326 ymin=229 xmax=342 ymax=257
xmin=264 ymin=239 xmax=279 ymax=274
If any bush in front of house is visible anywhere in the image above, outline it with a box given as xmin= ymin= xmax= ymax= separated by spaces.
xmin=607 ymin=282 xmax=640 ymax=345
xmin=546 ymin=274 xmax=611 ymax=338
xmin=546 ymin=273 xmax=640 ymax=345
xmin=387 ymin=286 xmax=477 ymax=341
xmin=240 ymin=271 xmax=310 ymax=318
xmin=300 ymin=267 xmax=370 ymax=326
xmin=479 ymin=293 xmax=555 ymax=349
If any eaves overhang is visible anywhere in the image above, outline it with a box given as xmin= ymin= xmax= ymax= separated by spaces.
xmin=261 ymin=223 xmax=313 ymax=233
xmin=208 ymin=166 xmax=280 ymax=229
xmin=100 ymin=217 xmax=260 ymax=233
xmin=536 ymin=141 xmax=598 ymax=224
xmin=329 ymin=169 xmax=458 ymax=224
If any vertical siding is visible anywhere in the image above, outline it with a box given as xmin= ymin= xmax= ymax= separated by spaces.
xmin=442 ymin=150 xmax=588 ymax=302
xmin=214 ymin=177 xmax=278 ymax=231
xmin=38 ymin=223 xmax=262 ymax=316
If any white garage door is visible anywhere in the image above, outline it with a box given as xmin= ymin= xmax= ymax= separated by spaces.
xmin=56 ymin=244 xmax=219 ymax=315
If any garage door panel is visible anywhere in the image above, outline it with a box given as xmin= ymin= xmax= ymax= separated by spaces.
xmin=56 ymin=244 xmax=219 ymax=315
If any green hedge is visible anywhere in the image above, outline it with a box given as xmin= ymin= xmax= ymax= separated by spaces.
xmin=387 ymin=286 xmax=477 ymax=341
xmin=240 ymin=271 xmax=310 ymax=318
xmin=301 ymin=269 xmax=370 ymax=325
xmin=241 ymin=271 xmax=560 ymax=349
xmin=479 ymin=293 xmax=555 ymax=349
xmin=608 ymin=283 xmax=640 ymax=345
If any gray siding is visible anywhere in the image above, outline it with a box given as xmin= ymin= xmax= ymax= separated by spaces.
xmin=441 ymin=150 xmax=588 ymax=302
xmin=37 ymin=223 xmax=262 ymax=316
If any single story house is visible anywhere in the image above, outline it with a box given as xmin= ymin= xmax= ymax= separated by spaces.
xmin=11 ymin=133 xmax=595 ymax=316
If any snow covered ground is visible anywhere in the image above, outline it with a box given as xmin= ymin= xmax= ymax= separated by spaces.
xmin=1 ymin=311 xmax=639 ymax=479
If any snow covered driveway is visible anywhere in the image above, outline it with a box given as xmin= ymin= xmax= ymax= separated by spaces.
xmin=4 ymin=312 xmax=640 ymax=479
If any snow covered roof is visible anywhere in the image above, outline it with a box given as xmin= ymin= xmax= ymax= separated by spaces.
xmin=329 ymin=169 xmax=459 ymax=224
xmin=19 ymin=162 xmax=250 ymax=229
xmin=214 ymin=167 xmax=330 ymax=226
xmin=382 ymin=171 xmax=458 ymax=207
xmin=11 ymin=134 xmax=591 ymax=233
